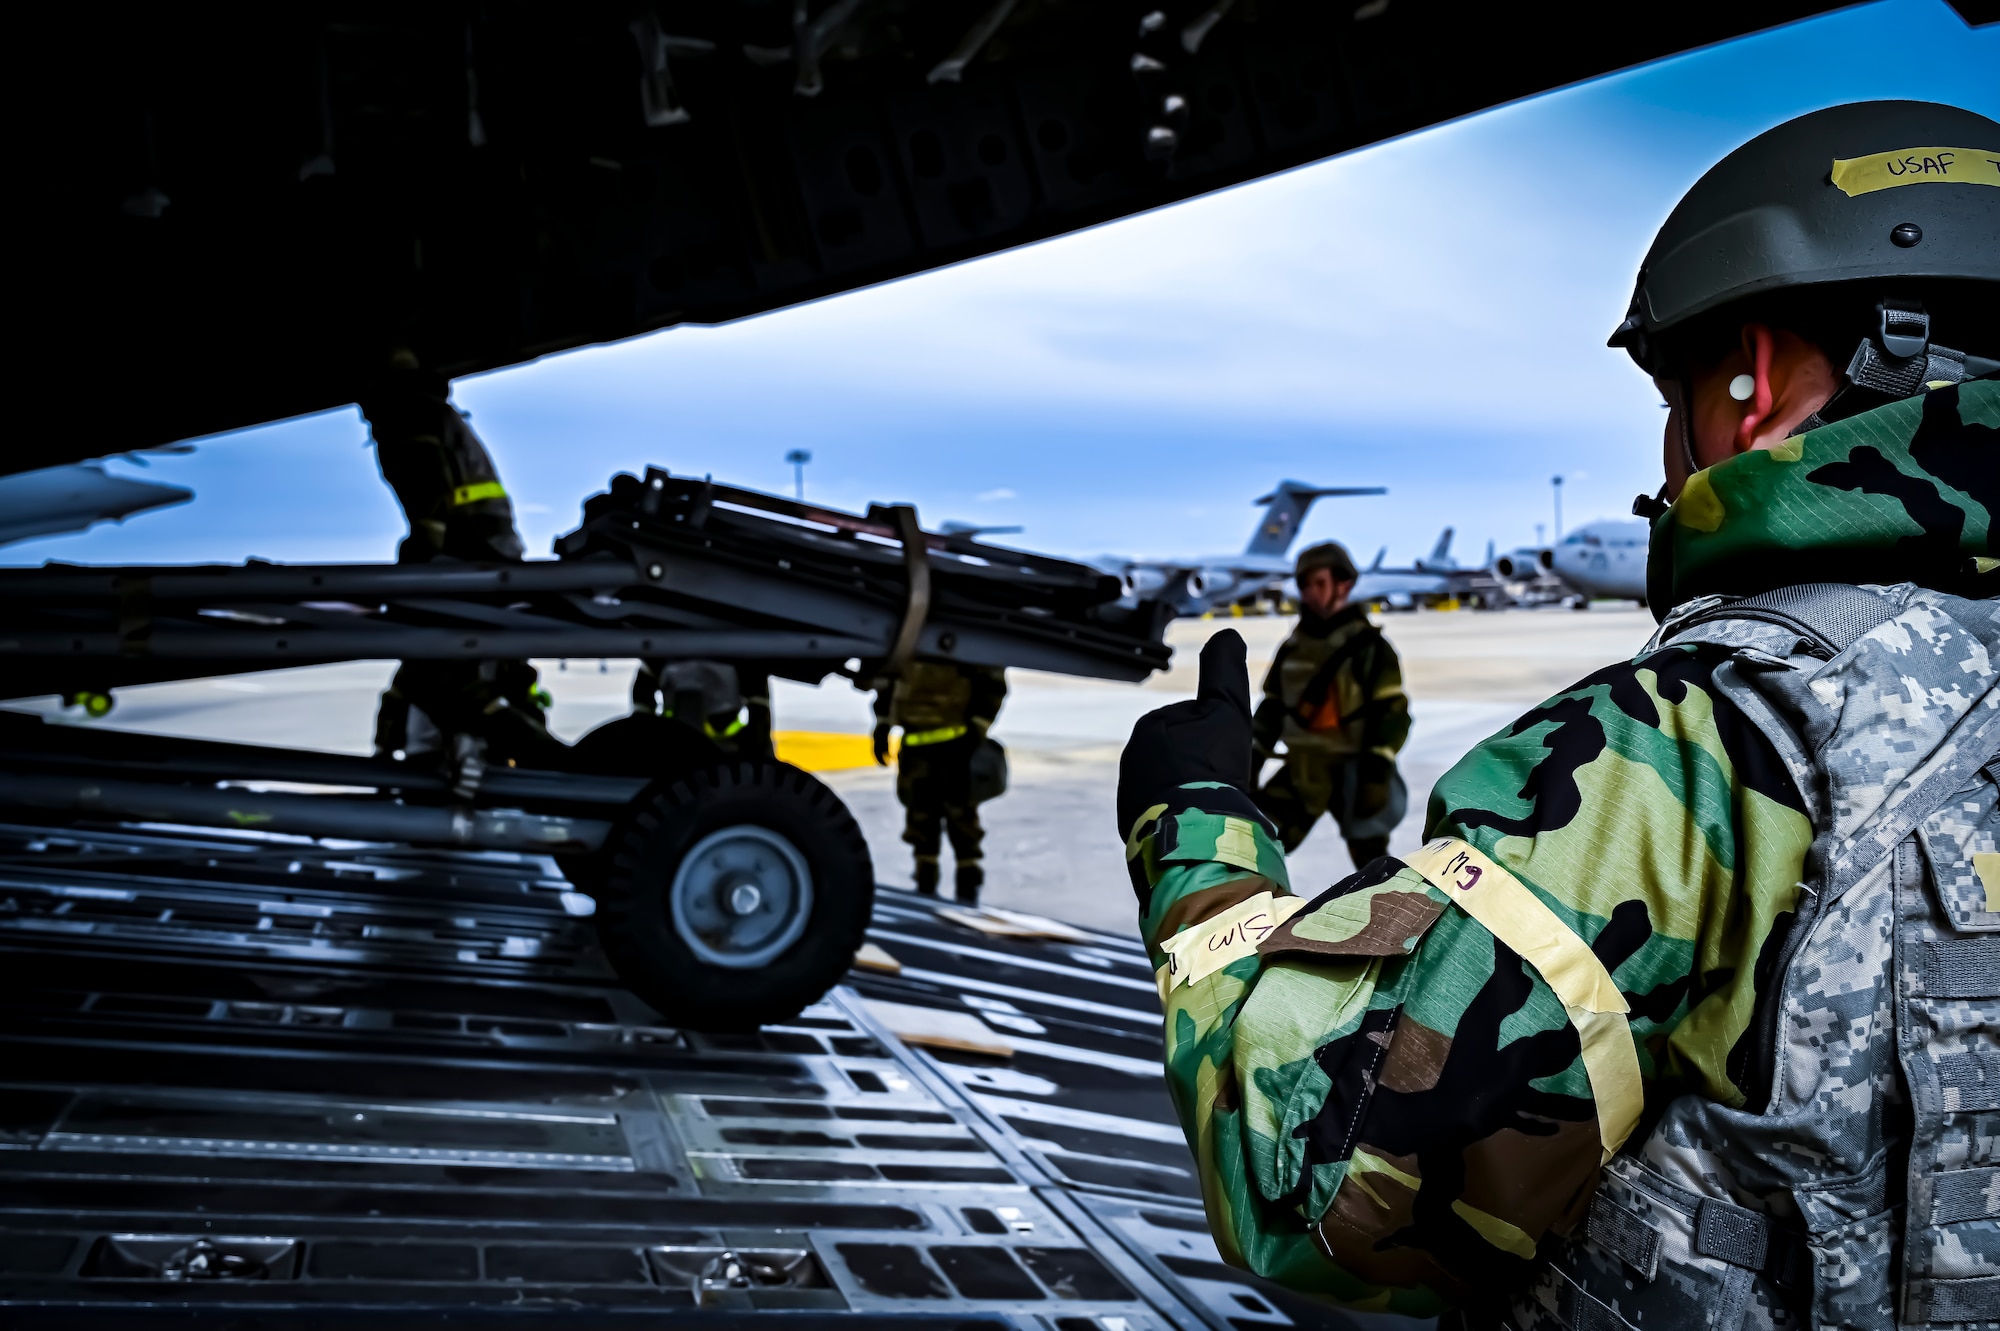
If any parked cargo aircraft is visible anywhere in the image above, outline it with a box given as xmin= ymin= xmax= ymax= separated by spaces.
xmin=1492 ymin=520 xmax=1651 ymax=604
xmin=1097 ymin=480 xmax=1385 ymax=615
xmin=1549 ymin=519 xmax=1651 ymax=602
xmin=1348 ymin=527 xmax=1496 ymax=608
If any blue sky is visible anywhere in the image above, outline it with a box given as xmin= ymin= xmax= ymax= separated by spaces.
xmin=10 ymin=0 xmax=1996 ymax=570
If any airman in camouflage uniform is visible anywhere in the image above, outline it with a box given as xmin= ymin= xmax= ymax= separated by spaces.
xmin=1253 ymin=540 xmax=1410 ymax=866
xmin=1119 ymin=101 xmax=1998 ymax=1328
xmin=875 ymin=660 xmax=1008 ymax=902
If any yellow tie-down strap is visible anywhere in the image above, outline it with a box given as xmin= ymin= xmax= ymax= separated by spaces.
xmin=1404 ymin=837 xmax=1642 ymax=1163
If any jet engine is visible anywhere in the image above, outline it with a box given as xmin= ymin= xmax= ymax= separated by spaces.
xmin=1120 ymin=566 xmax=1170 ymax=598
xmin=1493 ymin=548 xmax=1553 ymax=580
xmin=1185 ymin=568 xmax=1237 ymax=602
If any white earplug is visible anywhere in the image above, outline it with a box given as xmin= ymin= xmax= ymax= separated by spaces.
xmin=1729 ymin=373 xmax=1756 ymax=402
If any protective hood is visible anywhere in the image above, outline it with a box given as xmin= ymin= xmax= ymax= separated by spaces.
xmin=1647 ymin=377 xmax=1997 ymax=611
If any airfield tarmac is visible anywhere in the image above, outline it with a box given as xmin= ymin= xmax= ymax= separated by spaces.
xmin=5 ymin=604 xmax=1658 ymax=935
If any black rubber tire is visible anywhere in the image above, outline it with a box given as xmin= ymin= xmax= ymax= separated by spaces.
xmin=563 ymin=712 xmax=723 ymax=778
xmin=594 ymin=759 xmax=874 ymax=1032
xmin=555 ymin=713 xmax=722 ymax=894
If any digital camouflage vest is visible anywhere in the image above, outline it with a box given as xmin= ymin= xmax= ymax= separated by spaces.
xmin=1518 ymin=582 xmax=1999 ymax=1331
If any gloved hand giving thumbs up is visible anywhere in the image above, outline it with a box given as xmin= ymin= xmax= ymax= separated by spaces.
xmin=1118 ymin=630 xmax=1266 ymax=909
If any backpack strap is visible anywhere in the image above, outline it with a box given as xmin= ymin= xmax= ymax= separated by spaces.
xmin=1291 ymin=622 xmax=1381 ymax=725
xmin=1667 ymin=582 xmax=1899 ymax=661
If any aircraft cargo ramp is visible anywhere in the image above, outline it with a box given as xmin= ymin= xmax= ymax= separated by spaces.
xmin=0 ymin=818 xmax=1414 ymax=1330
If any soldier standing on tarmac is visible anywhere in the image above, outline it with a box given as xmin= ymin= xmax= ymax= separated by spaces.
xmin=1118 ymin=101 xmax=1996 ymax=1328
xmin=874 ymin=660 xmax=1009 ymax=902
xmin=362 ymin=350 xmax=556 ymax=770
xmin=1251 ymin=540 xmax=1409 ymax=867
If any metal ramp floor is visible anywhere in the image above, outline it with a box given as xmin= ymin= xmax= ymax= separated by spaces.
xmin=0 ymin=818 xmax=1424 ymax=1330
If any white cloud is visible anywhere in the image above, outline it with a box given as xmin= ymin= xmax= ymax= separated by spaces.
xmin=976 ymin=488 xmax=1017 ymax=502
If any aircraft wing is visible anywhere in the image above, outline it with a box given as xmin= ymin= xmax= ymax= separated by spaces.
xmin=0 ymin=465 xmax=193 ymax=546
xmin=18 ymin=2 xmax=1852 ymax=474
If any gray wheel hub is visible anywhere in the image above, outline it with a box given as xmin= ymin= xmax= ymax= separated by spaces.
xmin=669 ymin=824 xmax=813 ymax=969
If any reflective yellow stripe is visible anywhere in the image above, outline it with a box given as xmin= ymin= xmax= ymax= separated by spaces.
xmin=452 ymin=480 xmax=507 ymax=506
xmin=901 ymin=723 xmax=968 ymax=747
xmin=1404 ymin=836 xmax=1642 ymax=1162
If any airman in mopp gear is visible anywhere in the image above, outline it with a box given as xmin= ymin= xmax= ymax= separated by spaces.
xmin=363 ymin=352 xmax=555 ymax=769
xmin=1119 ymin=101 xmax=1998 ymax=1329
xmin=875 ymin=660 xmax=1008 ymax=902
xmin=1252 ymin=539 xmax=1410 ymax=869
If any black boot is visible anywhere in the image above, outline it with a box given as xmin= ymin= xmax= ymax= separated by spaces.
xmin=913 ymin=856 xmax=940 ymax=896
xmin=954 ymin=860 xmax=983 ymax=905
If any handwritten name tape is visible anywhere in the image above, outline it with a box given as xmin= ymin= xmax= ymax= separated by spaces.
xmin=1403 ymin=837 xmax=1640 ymax=1162
xmin=1157 ymin=891 xmax=1308 ymax=992
xmin=1830 ymin=146 xmax=2000 ymax=198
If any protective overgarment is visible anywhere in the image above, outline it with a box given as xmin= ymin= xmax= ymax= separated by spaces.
xmin=1251 ymin=604 xmax=1409 ymax=864
xmin=875 ymin=660 xmax=1007 ymax=901
xmin=362 ymin=364 xmax=553 ymax=765
xmin=1123 ymin=379 xmax=1998 ymax=1324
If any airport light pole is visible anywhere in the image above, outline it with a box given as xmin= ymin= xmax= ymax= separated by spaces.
xmin=1551 ymin=475 xmax=1564 ymax=542
xmin=785 ymin=449 xmax=812 ymax=501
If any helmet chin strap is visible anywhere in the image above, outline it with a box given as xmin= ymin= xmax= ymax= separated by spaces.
xmin=1795 ymin=299 xmax=1999 ymax=435
xmin=1663 ymin=374 xmax=1699 ymax=489
xmin=1630 ymin=373 xmax=1694 ymax=521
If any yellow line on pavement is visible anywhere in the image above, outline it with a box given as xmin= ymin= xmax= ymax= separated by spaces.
xmin=773 ymin=731 xmax=895 ymax=772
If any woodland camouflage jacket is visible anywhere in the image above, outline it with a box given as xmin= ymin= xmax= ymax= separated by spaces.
xmin=1134 ymin=377 xmax=1997 ymax=1318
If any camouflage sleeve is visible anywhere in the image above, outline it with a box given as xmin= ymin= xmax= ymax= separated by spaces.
xmin=1141 ymin=642 xmax=1812 ymax=1314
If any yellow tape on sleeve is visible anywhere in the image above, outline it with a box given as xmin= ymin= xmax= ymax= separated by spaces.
xmin=1403 ymin=837 xmax=1642 ymax=1162
xmin=1157 ymin=891 xmax=1307 ymax=991
xmin=1829 ymin=146 xmax=2000 ymax=197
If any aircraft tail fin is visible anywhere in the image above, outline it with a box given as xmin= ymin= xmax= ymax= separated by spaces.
xmin=1483 ymin=538 xmax=1495 ymax=569
xmin=1425 ymin=527 xmax=1454 ymax=567
xmin=939 ymin=521 xmax=1024 ymax=538
xmin=1241 ymin=479 xmax=1386 ymax=558
xmin=1370 ymin=546 xmax=1386 ymax=571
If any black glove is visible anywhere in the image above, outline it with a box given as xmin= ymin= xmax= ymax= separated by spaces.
xmin=872 ymin=722 xmax=892 ymax=766
xmin=1118 ymin=629 xmax=1257 ymax=850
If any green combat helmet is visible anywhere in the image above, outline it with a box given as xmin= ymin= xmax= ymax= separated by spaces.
xmin=1607 ymin=101 xmax=1999 ymax=611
